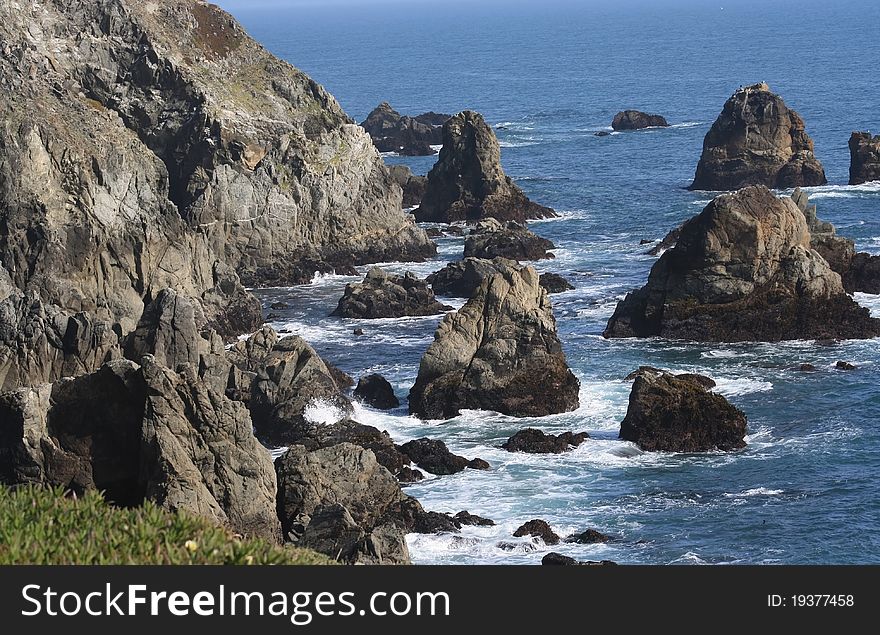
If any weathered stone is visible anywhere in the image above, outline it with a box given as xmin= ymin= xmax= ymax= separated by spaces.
xmin=389 ymin=165 xmax=428 ymax=207
xmin=566 ymin=529 xmax=612 ymax=544
xmin=360 ymin=102 xmax=447 ymax=156
xmin=354 ymin=374 xmax=400 ymax=410
xmin=414 ymin=111 xmax=556 ymax=223
xmin=513 ymin=519 xmax=560 ymax=545
xmin=410 ymin=266 xmax=579 ymax=419
xmin=605 ymin=187 xmax=880 ymax=341
xmin=427 ymin=257 xmax=521 ymax=298
xmin=331 ymin=267 xmax=452 ymax=319
xmin=463 ymin=219 xmax=555 ymax=261
xmin=612 ymin=110 xmax=669 ymax=130
xmin=849 ymin=132 xmax=880 ymax=185
xmin=399 ymin=438 xmax=489 ymax=476
xmin=539 ymin=273 xmax=575 ymax=294
xmin=619 ymin=369 xmax=747 ymax=452
xmin=501 ymin=428 xmax=589 ymax=454
xmin=690 ymin=83 xmax=826 ymax=190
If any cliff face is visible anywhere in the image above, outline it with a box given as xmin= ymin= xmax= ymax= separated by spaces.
xmin=0 ymin=0 xmax=433 ymax=389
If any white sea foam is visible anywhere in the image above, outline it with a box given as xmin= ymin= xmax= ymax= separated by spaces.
xmin=430 ymin=144 xmax=443 ymax=152
xmin=669 ymin=121 xmax=704 ymax=129
xmin=854 ymin=292 xmax=880 ymax=317
xmin=795 ymin=181 xmax=880 ymax=199
xmin=724 ymin=488 xmax=784 ymax=498
xmin=712 ymin=377 xmax=773 ymax=397
xmin=303 ymin=398 xmax=348 ymax=425
xmin=499 ymin=140 xmax=541 ymax=148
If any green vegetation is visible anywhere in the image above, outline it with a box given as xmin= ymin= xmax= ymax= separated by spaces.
xmin=0 ymin=486 xmax=329 ymax=565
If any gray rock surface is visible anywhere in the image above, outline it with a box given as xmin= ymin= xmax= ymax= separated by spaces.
xmin=463 ymin=219 xmax=556 ymax=261
xmin=427 ymin=257 xmax=522 ymax=298
xmin=360 ymin=102 xmax=448 ymax=156
xmin=604 ymin=186 xmax=879 ymax=341
xmin=690 ymin=83 xmax=826 ymax=190
xmin=409 ymin=266 xmax=580 ymax=419
xmin=389 ymin=165 xmax=428 ymax=208
xmin=414 ymin=111 xmax=556 ymax=223
xmin=331 ymin=267 xmax=452 ymax=319
xmin=612 ymin=110 xmax=669 ymax=130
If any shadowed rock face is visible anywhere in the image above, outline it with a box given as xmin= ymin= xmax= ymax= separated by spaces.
xmin=849 ymin=132 xmax=880 ymax=185
xmin=619 ymin=369 xmax=747 ymax=452
xmin=409 ymin=266 xmax=580 ymax=419
xmin=0 ymin=0 xmax=435 ymax=390
xmin=463 ymin=219 xmax=556 ymax=261
xmin=360 ymin=102 xmax=448 ymax=156
xmin=612 ymin=110 xmax=669 ymax=130
xmin=690 ymin=83 xmax=826 ymax=190
xmin=388 ymin=165 xmax=428 ymax=208
xmin=604 ymin=186 xmax=880 ymax=342
xmin=414 ymin=111 xmax=556 ymax=223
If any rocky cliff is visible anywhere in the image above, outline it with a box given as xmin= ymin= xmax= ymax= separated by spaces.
xmin=690 ymin=83 xmax=826 ymax=190
xmin=604 ymin=186 xmax=879 ymax=341
xmin=0 ymin=0 xmax=434 ymax=390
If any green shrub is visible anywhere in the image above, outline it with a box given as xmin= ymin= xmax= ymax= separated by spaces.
xmin=0 ymin=486 xmax=329 ymax=565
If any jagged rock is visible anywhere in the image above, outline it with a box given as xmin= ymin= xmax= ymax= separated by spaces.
xmin=414 ymin=111 xmax=556 ymax=223
xmin=427 ymin=257 xmax=521 ymax=298
xmin=539 ymin=273 xmax=575 ymax=294
xmin=274 ymin=443 xmax=410 ymax=563
xmin=382 ymin=497 xmax=460 ymax=534
xmin=0 ymin=357 xmax=281 ymax=540
xmin=836 ymin=361 xmax=856 ymax=370
xmin=849 ymin=132 xmax=880 ymax=185
xmin=389 ymin=165 xmax=428 ymax=207
xmin=464 ymin=219 xmax=556 ymax=261
xmin=646 ymin=219 xmax=695 ymax=256
xmin=239 ymin=261 xmax=356 ymax=288
xmin=625 ymin=367 xmax=717 ymax=390
xmin=331 ymin=267 xmax=453 ymax=319
xmin=845 ymin=253 xmax=880 ymax=294
xmin=612 ymin=110 xmax=669 ymax=130
xmin=324 ymin=361 xmax=355 ymax=390
xmin=410 ymin=266 xmax=579 ymax=419
xmin=124 ymin=289 xmax=207 ymax=370
xmin=399 ymin=438 xmax=489 ymax=475
xmin=249 ymin=335 xmax=353 ymax=445
xmin=502 ymin=428 xmax=589 ymax=454
xmin=541 ymin=553 xmax=617 ymax=566
xmin=604 ymin=187 xmax=880 ymax=341
xmin=798 ymin=363 xmax=817 ymax=372
xmin=0 ymin=0 xmax=433 ymax=375
xmin=354 ymin=374 xmax=400 ymax=410
xmin=690 ymin=83 xmax=826 ymax=190
xmin=360 ymin=102 xmax=447 ymax=156
xmin=513 ymin=520 xmax=560 ymax=545
xmin=453 ymin=511 xmax=495 ymax=527
xmin=566 ymin=529 xmax=612 ymax=544
xmin=619 ymin=368 xmax=747 ymax=452
xmin=397 ymin=466 xmax=424 ymax=484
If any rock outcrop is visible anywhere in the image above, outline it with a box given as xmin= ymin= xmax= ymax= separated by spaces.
xmin=619 ymin=368 xmax=747 ymax=452
xmin=398 ymin=438 xmax=489 ymax=475
xmin=330 ymin=267 xmax=453 ymax=319
xmin=0 ymin=357 xmax=281 ymax=541
xmin=690 ymin=83 xmax=826 ymax=190
xmin=849 ymin=132 xmax=880 ymax=185
xmin=360 ymin=102 xmax=448 ymax=156
xmin=427 ymin=257 xmax=521 ymax=298
xmin=389 ymin=165 xmax=428 ymax=208
xmin=612 ymin=110 xmax=669 ymax=130
xmin=275 ymin=443 xmax=411 ymax=564
xmin=566 ymin=529 xmax=612 ymax=544
xmin=414 ymin=111 xmax=556 ymax=223
xmin=513 ymin=520 xmax=560 ymax=545
xmin=409 ymin=266 xmax=580 ymax=419
xmin=464 ymin=219 xmax=556 ymax=261
xmin=0 ymin=0 xmax=435 ymax=392
xmin=354 ymin=374 xmax=400 ymax=410
xmin=604 ymin=186 xmax=880 ymax=341
xmin=539 ymin=273 xmax=575 ymax=294
xmin=502 ymin=428 xmax=588 ymax=454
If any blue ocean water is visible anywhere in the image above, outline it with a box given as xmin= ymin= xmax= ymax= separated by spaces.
xmin=225 ymin=0 xmax=880 ymax=564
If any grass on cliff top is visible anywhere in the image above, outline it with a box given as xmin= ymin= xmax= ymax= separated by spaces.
xmin=0 ymin=486 xmax=329 ymax=565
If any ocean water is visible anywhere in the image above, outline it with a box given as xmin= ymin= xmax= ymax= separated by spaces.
xmin=225 ymin=0 xmax=880 ymax=564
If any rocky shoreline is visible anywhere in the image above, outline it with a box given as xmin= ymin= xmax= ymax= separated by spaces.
xmin=1 ymin=0 xmax=879 ymax=567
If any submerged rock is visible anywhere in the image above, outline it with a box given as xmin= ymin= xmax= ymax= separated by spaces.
xmin=409 ymin=266 xmax=580 ymax=419
xmin=690 ymin=83 xmax=826 ymax=190
xmin=513 ymin=519 xmax=560 ymax=545
xmin=360 ymin=102 xmax=448 ymax=156
xmin=604 ymin=187 xmax=880 ymax=341
xmin=566 ymin=529 xmax=612 ymax=544
xmin=541 ymin=553 xmax=617 ymax=566
xmin=502 ymin=428 xmax=589 ymax=454
xmin=849 ymin=132 xmax=880 ymax=185
xmin=464 ymin=219 xmax=556 ymax=261
xmin=539 ymin=273 xmax=575 ymax=293
xmin=619 ymin=368 xmax=747 ymax=452
xmin=331 ymin=267 xmax=453 ymax=319
xmin=354 ymin=374 xmax=400 ymax=410
xmin=414 ymin=111 xmax=556 ymax=223
xmin=398 ymin=438 xmax=489 ymax=476
xmin=612 ymin=110 xmax=669 ymax=130
xmin=453 ymin=511 xmax=496 ymax=527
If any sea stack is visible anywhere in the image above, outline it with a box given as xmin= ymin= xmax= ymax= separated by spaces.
xmin=611 ymin=110 xmax=669 ymax=130
xmin=848 ymin=132 xmax=880 ymax=185
xmin=604 ymin=186 xmax=880 ymax=342
xmin=409 ymin=266 xmax=579 ymax=419
xmin=690 ymin=83 xmax=827 ymax=190
xmin=414 ymin=111 xmax=556 ymax=223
